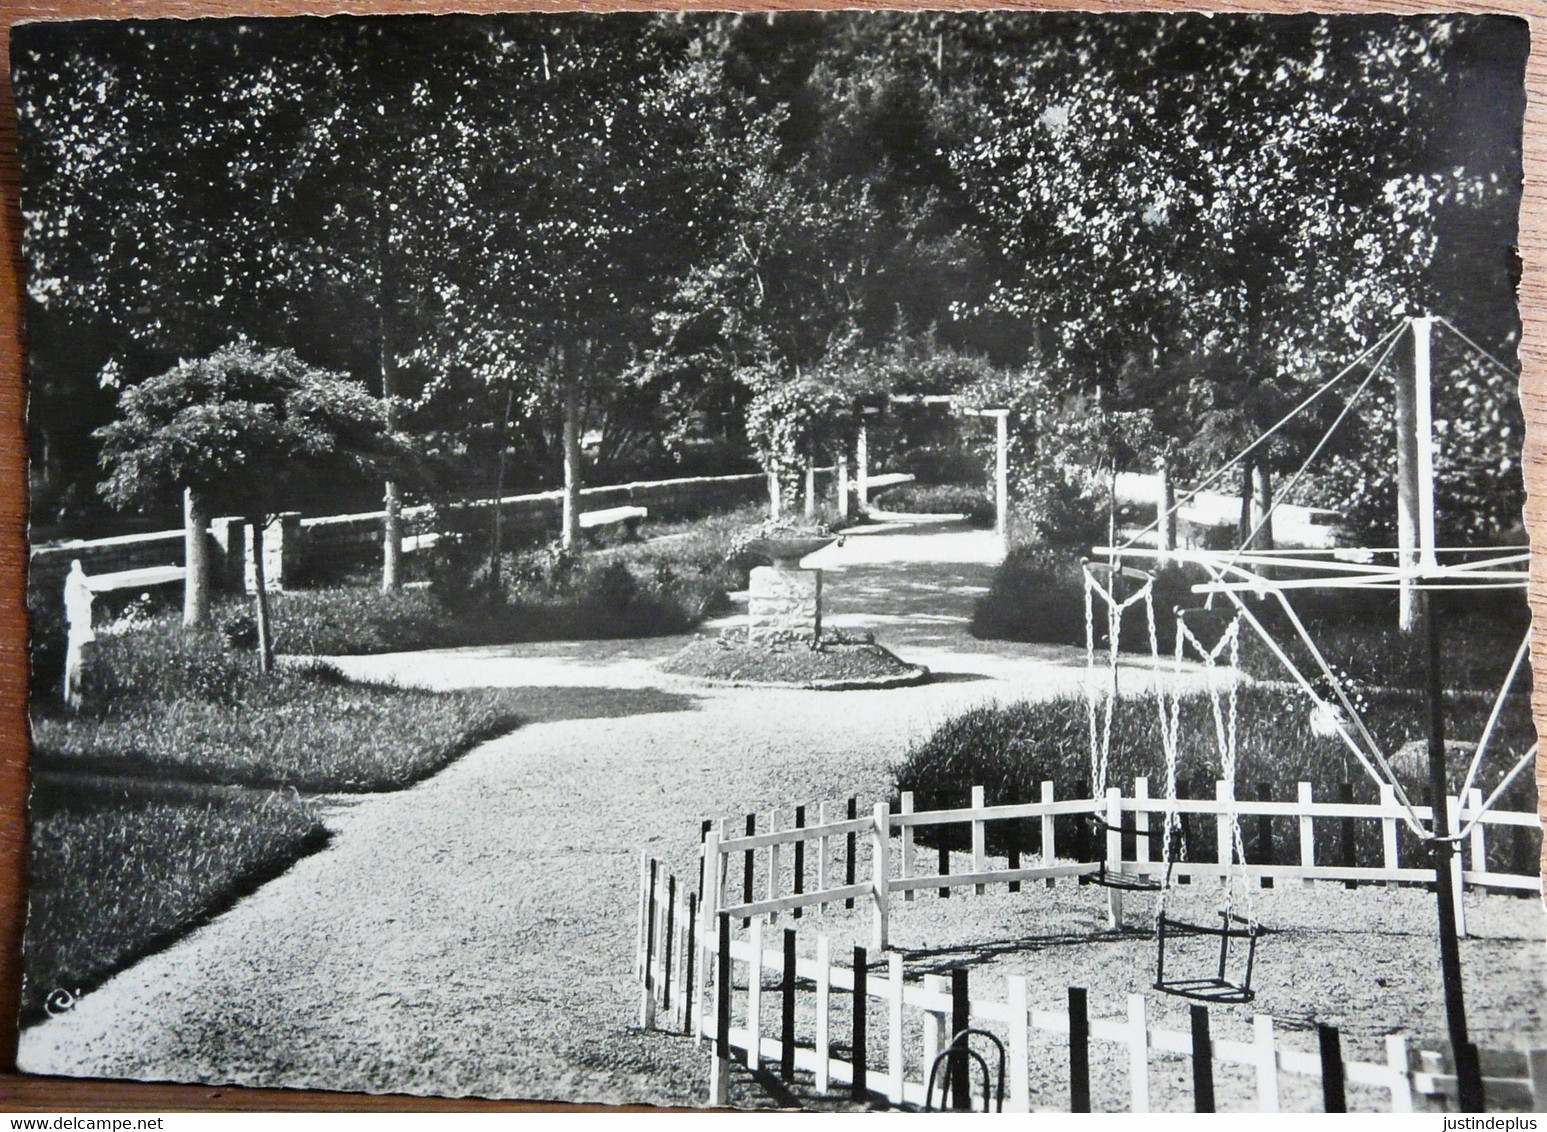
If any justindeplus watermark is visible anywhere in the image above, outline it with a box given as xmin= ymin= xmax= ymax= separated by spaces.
xmin=1443 ymin=1120 xmax=1539 ymax=1131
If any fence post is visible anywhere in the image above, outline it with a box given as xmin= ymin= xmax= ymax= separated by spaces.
xmin=743 ymin=813 xmax=756 ymax=926
xmin=1253 ymin=1014 xmax=1280 ymax=1112
xmin=888 ymin=953 xmax=905 ymax=1106
xmin=636 ymin=853 xmax=650 ymax=979
xmin=1380 ymin=783 xmax=1400 ymax=890
xmin=818 ymin=800 xmax=831 ymax=913
xmin=1216 ymin=779 xmax=1232 ymax=882
xmin=768 ymin=811 xmax=782 ymax=923
xmin=922 ymin=974 xmax=947 ymax=1097
xmin=746 ymin=918 xmax=763 ymax=1069
xmin=1128 ymin=993 xmax=1150 ymax=1113
xmin=1339 ymin=782 xmax=1358 ymax=889
xmin=1191 ymin=1005 xmax=1215 ymax=1113
xmin=1042 ymin=781 xmax=1057 ymax=888
xmin=1008 ymin=975 xmax=1030 ymax=1113
xmin=1527 ymin=1047 xmax=1547 ymax=1113
xmin=1318 ymin=1024 xmax=1347 ymax=1113
xmin=1446 ymin=795 xmax=1467 ymax=937
xmin=1135 ymin=776 xmax=1151 ymax=873
xmin=1107 ymin=786 xmax=1124 ymax=928
xmin=1467 ymin=787 xmax=1486 ymax=894
xmin=1386 ymin=1034 xmax=1413 ymax=1113
xmin=640 ymin=859 xmax=658 ymax=1029
xmin=1068 ymin=987 xmax=1091 ymax=1112
xmin=1298 ymin=781 xmax=1315 ymax=888
xmin=696 ymin=832 xmax=721 ymax=1045
xmin=852 ymin=946 xmax=868 ymax=1101
xmin=793 ymin=805 xmax=806 ymax=919
xmin=846 ymin=797 xmax=858 ymax=909
xmin=872 ymin=801 xmax=891 ymax=952
xmin=683 ymin=892 xmax=698 ymax=1036
xmin=900 ymin=792 xmax=916 ymax=902
xmin=972 ymin=785 xmax=987 ymax=894
xmin=697 ymin=818 xmax=712 ymax=905
xmin=711 ymin=912 xmax=731 ymax=1105
xmin=950 ymin=968 xmax=970 ymax=1111
xmin=814 ymin=935 xmax=832 ymax=1094
xmin=781 ymin=928 xmax=797 ymax=1082
xmin=661 ymin=874 xmax=676 ymax=1018
xmin=1255 ymin=781 xmax=1275 ymax=888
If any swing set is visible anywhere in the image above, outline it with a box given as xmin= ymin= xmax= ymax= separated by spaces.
xmin=1075 ymin=316 xmax=1534 ymax=1047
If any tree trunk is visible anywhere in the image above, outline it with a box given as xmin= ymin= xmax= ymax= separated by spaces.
xmin=835 ymin=443 xmax=850 ymax=520
xmin=1157 ymin=458 xmax=1176 ymax=561
xmin=183 ymin=487 xmax=210 ymax=627
xmin=489 ymin=384 xmax=515 ymax=593
xmin=251 ymin=518 xmax=274 ymax=674
xmin=1238 ymin=460 xmax=1254 ymax=549
xmin=378 ymin=200 xmax=402 ymax=593
xmin=1251 ymin=463 xmax=1275 ymax=552
xmin=561 ymin=377 xmax=583 ymax=551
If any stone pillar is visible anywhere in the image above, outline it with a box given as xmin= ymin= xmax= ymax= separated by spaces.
xmin=210 ymin=516 xmax=247 ymax=592
xmin=748 ymin=566 xmax=823 ymax=642
xmin=836 ymin=445 xmax=850 ymax=521
xmin=856 ymin=424 xmax=870 ymax=511
xmin=215 ymin=513 xmax=301 ymax=594
xmin=993 ymin=410 xmax=1010 ymax=552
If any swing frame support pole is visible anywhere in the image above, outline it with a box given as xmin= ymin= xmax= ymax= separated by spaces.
xmin=1420 ymin=589 xmax=1484 ymax=1112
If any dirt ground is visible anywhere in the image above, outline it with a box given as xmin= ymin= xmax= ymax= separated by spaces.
xmin=688 ymin=863 xmax=1544 ymax=1112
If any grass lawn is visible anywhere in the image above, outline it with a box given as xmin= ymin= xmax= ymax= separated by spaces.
xmin=23 ymin=779 xmax=327 ymax=1023
xmin=26 ymin=622 xmax=531 ymax=1023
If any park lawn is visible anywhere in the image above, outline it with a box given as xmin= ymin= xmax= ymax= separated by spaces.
xmin=32 ymin=626 xmax=528 ymax=791
xmin=25 ymin=623 xmax=530 ymax=1024
xmin=23 ymin=781 xmax=327 ymax=1023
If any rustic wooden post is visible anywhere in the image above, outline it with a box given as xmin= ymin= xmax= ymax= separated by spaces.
xmin=1068 ymin=987 xmax=1090 ymax=1113
xmin=1191 ymin=1005 xmax=1215 ymax=1113
xmin=781 ymin=928 xmax=797 ymax=1082
xmin=950 ymin=968 xmax=970 ymax=1111
xmin=871 ymin=801 xmax=891 ymax=952
xmin=852 ymin=946 xmax=868 ymax=1100
xmin=1318 ymin=1024 xmax=1347 ymax=1113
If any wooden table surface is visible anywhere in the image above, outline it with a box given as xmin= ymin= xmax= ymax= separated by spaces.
xmin=0 ymin=0 xmax=1542 ymax=1113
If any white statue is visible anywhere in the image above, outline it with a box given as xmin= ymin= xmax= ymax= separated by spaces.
xmin=63 ymin=559 xmax=95 ymax=709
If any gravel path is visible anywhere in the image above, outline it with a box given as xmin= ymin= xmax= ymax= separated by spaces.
xmin=18 ymin=518 xmax=1544 ymax=1109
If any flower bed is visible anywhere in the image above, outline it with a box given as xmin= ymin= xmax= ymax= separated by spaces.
xmin=659 ymin=629 xmax=928 ymax=689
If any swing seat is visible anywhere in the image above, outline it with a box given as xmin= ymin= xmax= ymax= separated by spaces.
xmin=1083 ymin=560 xmax=1154 ymax=586
xmin=1153 ymin=976 xmax=1256 ymax=1005
xmin=1089 ymin=861 xmax=1163 ymax=891
xmin=1154 ymin=912 xmax=1262 ymax=1005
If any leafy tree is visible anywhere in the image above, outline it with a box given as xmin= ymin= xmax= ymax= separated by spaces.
xmin=95 ymin=344 xmax=406 ymax=670
xmin=946 ymin=14 xmax=1521 ymax=544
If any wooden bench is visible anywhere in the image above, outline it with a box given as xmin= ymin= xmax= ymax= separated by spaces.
xmin=579 ymin=505 xmax=648 ymax=543
xmin=83 ymin=564 xmax=188 ymax=594
xmin=863 ymin=472 xmax=916 ymax=493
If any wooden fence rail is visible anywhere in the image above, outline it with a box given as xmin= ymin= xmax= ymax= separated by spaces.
xmin=634 ymin=862 xmax=1547 ymax=1112
xmin=691 ymin=781 xmax=1540 ymax=948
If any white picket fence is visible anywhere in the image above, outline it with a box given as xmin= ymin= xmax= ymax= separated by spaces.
xmin=634 ymin=860 xmax=1547 ymax=1112
xmin=693 ymin=780 xmax=1541 ymax=950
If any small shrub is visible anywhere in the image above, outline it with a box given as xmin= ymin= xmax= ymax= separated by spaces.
xmin=872 ymin=482 xmax=995 ymax=526
xmin=893 ymin=686 xmax=1538 ymax=868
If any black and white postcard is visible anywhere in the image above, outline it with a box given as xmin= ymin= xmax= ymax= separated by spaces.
xmin=13 ymin=10 xmax=1541 ymax=1111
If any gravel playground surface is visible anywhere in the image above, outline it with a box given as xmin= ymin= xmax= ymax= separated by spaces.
xmin=18 ymin=518 xmax=1546 ymax=1110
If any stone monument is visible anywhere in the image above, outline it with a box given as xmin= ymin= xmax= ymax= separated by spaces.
xmin=744 ymin=535 xmax=835 ymax=642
